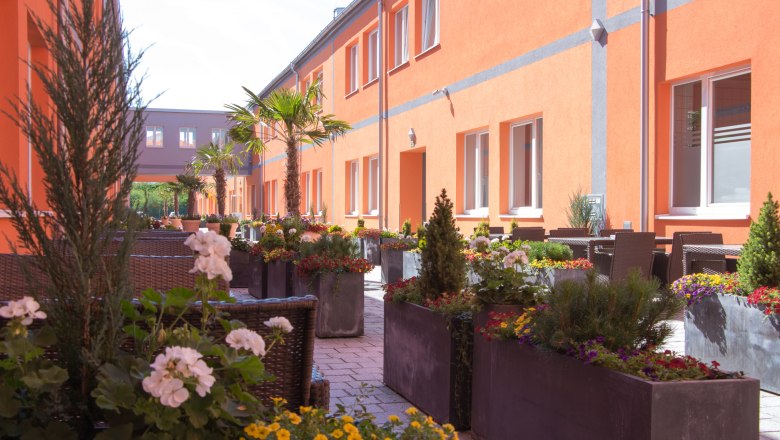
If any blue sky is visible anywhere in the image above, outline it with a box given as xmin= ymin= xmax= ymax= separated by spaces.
xmin=121 ymin=0 xmax=345 ymax=110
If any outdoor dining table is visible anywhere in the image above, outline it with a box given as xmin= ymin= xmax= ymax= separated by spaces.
xmin=548 ymin=236 xmax=674 ymax=262
xmin=681 ymin=244 xmax=743 ymax=276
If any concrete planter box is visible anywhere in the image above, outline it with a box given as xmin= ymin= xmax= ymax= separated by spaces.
xmin=292 ymin=272 xmax=313 ymax=297
xmin=537 ymin=268 xmax=589 ymax=288
xmin=228 ymin=250 xmax=252 ymax=288
xmin=248 ymin=261 xmax=267 ymax=299
xmin=363 ymin=237 xmax=381 ymax=265
xmin=685 ymin=293 xmax=780 ymax=393
xmin=312 ymin=272 xmax=364 ymax=338
xmin=381 ymin=249 xmax=404 ymax=284
xmin=470 ymin=340 xmax=759 ymax=440
xmin=266 ymin=260 xmax=295 ymax=298
xmin=402 ymin=252 xmax=421 ymax=279
xmin=384 ymin=301 xmax=473 ymax=430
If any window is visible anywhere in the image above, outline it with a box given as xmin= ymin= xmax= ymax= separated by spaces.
xmin=304 ymin=172 xmax=312 ymax=214
xmin=270 ymin=180 xmax=279 ymax=215
xmin=315 ymin=71 xmax=324 ymax=106
xmin=179 ymin=127 xmax=196 ymax=148
xmin=368 ymin=157 xmax=379 ymax=214
xmin=509 ymin=119 xmax=543 ymax=213
xmin=251 ymin=185 xmax=256 ymax=212
xmin=211 ymin=128 xmax=227 ymax=145
xmin=315 ymin=169 xmax=322 ymax=213
xmin=420 ymin=0 xmax=439 ymax=52
xmin=394 ymin=5 xmax=409 ymax=67
xmin=146 ymin=126 xmax=163 ymax=147
xmin=367 ymin=29 xmax=379 ymax=82
xmin=348 ymin=44 xmax=359 ymax=93
xmin=463 ymin=131 xmax=489 ymax=214
xmin=671 ymin=68 xmax=751 ymax=214
xmin=349 ymin=160 xmax=359 ymax=214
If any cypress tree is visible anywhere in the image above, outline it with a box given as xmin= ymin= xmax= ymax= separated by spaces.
xmin=419 ymin=189 xmax=466 ymax=301
xmin=738 ymin=192 xmax=780 ymax=291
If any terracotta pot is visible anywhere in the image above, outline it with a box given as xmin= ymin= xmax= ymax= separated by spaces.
xmin=206 ymin=222 xmax=220 ymax=233
xmin=170 ymin=218 xmax=182 ymax=229
xmin=227 ymin=223 xmax=238 ymax=238
xmin=181 ymin=219 xmax=200 ymax=233
xmin=161 ymin=217 xmax=169 ymax=226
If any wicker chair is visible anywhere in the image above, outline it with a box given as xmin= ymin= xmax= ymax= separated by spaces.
xmin=598 ymin=228 xmax=634 ymax=237
xmin=511 ymin=227 xmax=546 ymax=242
xmin=594 ymin=232 xmax=656 ymax=281
xmin=548 ymin=228 xmax=589 ymax=238
xmin=127 ymin=255 xmax=228 ymax=295
xmin=488 ymin=226 xmax=505 ymax=235
xmin=0 ymin=254 xmax=48 ymax=300
xmin=680 ymin=233 xmax=726 ymax=275
xmin=130 ymin=240 xmax=194 ymax=256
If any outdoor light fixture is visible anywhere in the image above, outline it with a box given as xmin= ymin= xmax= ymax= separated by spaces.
xmin=408 ymin=128 xmax=416 ymax=147
xmin=590 ymin=19 xmax=606 ymax=42
xmin=432 ymin=87 xmax=449 ymax=97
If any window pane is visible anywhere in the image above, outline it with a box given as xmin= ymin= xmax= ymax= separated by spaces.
xmin=711 ymin=72 xmax=751 ymax=204
xmin=368 ymin=32 xmax=378 ymax=81
xmin=536 ymin=119 xmax=543 ymax=208
xmin=422 ymin=0 xmax=437 ymax=50
xmin=479 ymin=133 xmax=489 ymax=209
xmin=395 ymin=7 xmax=408 ymax=66
xmin=146 ymin=128 xmax=154 ymax=146
xmin=464 ymin=134 xmax=476 ymax=211
xmin=511 ymin=124 xmax=533 ymax=208
xmin=672 ymin=81 xmax=702 ymax=208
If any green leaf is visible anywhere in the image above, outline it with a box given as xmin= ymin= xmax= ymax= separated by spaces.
xmin=142 ymin=288 xmax=164 ymax=304
xmin=120 ymin=299 xmax=141 ymax=321
xmin=138 ymin=296 xmax=157 ymax=314
xmin=123 ymin=324 xmax=149 ymax=342
xmin=94 ymin=423 xmax=133 ymax=440
xmin=228 ymin=356 xmax=266 ymax=384
xmin=30 ymin=325 xmax=56 ymax=348
xmin=183 ymin=397 xmax=211 ymax=429
xmin=0 ymin=385 xmax=20 ymax=418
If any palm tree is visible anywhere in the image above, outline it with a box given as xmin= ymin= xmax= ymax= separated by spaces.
xmin=226 ymin=79 xmax=350 ymax=217
xmin=175 ymin=173 xmax=207 ymax=218
xmin=164 ymin=180 xmax=185 ymax=216
xmin=190 ymin=142 xmax=243 ymax=217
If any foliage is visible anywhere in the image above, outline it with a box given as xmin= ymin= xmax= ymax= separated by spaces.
xmin=524 ymin=241 xmax=573 ymax=262
xmin=670 ymin=273 xmax=746 ymax=306
xmin=327 ymin=225 xmax=343 ymax=233
xmin=415 ymin=223 xmax=427 ymax=250
xmin=470 ymin=247 xmax=546 ymax=307
xmin=356 ymin=228 xmax=380 ymax=240
xmin=300 ymin=233 xmax=358 ymax=260
xmin=380 ymin=230 xmax=399 ymax=239
xmin=306 ymin=223 xmax=329 ymax=234
xmin=357 ymin=218 xmax=365 ymax=228
xmin=296 ymin=255 xmax=373 ymax=277
xmin=530 ymin=258 xmax=593 ymax=270
xmin=190 ymin=142 xmax=243 ymax=217
xmin=419 ymin=189 xmax=467 ymax=302
xmin=222 ymin=216 xmax=239 ymax=224
xmin=565 ymin=188 xmax=594 ymax=235
xmin=510 ymin=219 xmax=519 ymax=232
xmin=262 ymin=249 xmax=298 ymax=264
xmin=205 ymin=215 xmax=221 ymax=223
xmin=320 ymin=205 xmax=328 ymax=223
xmin=383 ymin=277 xmax=424 ymax=305
xmin=401 ymin=219 xmax=412 ymax=237
xmin=380 ymin=239 xmax=416 ymax=252
xmin=176 ymin=174 xmax=207 ymax=218
xmin=219 ymin=223 xmax=232 ymax=237
xmin=227 ymin=80 xmax=351 ymax=217
xmin=0 ymin=0 xmax=145 ymax=410
xmin=738 ymin=192 xmax=780 ymax=291
xmin=424 ymin=291 xmax=475 ymax=316
xmin=231 ymin=237 xmax=252 ymax=253
xmin=479 ymin=308 xmax=540 ymax=343
xmin=533 ymin=271 xmax=683 ymax=352
xmin=747 ymin=286 xmax=780 ymax=317
xmin=474 ymin=221 xmax=490 ymax=238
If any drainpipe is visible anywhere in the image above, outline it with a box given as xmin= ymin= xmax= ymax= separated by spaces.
xmin=330 ymin=39 xmax=336 ymax=221
xmin=377 ymin=0 xmax=384 ymax=230
xmin=639 ymin=0 xmax=649 ymax=232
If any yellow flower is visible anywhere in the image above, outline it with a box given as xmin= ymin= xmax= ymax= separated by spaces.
xmin=411 ymin=421 xmax=421 ymax=429
xmin=343 ymin=423 xmax=358 ymax=434
xmin=300 ymin=406 xmax=313 ymax=413
xmin=341 ymin=415 xmax=355 ymax=424
xmin=332 ymin=429 xmax=345 ymax=438
xmin=426 ymin=416 xmax=434 ymax=425
xmin=442 ymin=423 xmax=455 ymax=432
xmin=405 ymin=407 xmax=418 ymax=415
xmin=268 ymin=423 xmax=280 ymax=432
xmin=388 ymin=415 xmax=400 ymax=423
xmin=271 ymin=397 xmax=287 ymax=406
xmin=314 ymin=435 xmax=328 ymax=440
xmin=500 ymin=322 xmax=508 ymax=328
xmin=347 ymin=433 xmax=362 ymax=440
xmin=287 ymin=413 xmax=302 ymax=425
xmin=276 ymin=429 xmax=291 ymax=440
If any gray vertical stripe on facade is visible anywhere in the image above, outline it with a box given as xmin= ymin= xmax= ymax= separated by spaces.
xmin=591 ymin=0 xmax=608 ymax=197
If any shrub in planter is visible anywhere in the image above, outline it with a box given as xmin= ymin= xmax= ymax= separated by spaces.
xmin=401 ymin=218 xmax=412 ymax=237
xmin=738 ymin=192 xmax=780 ymax=291
xmin=530 ymin=257 xmax=593 ymax=288
xmin=380 ymin=238 xmax=416 ymax=284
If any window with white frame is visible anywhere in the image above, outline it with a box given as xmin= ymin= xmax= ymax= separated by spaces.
xmin=304 ymin=172 xmax=312 ymax=214
xmin=420 ymin=0 xmax=439 ymax=52
xmin=315 ymin=71 xmax=324 ymax=106
xmin=509 ymin=119 xmax=543 ymax=213
xmin=349 ymin=44 xmax=359 ymax=93
xmin=394 ymin=5 xmax=409 ymax=67
xmin=271 ymin=180 xmax=278 ymax=215
xmin=349 ymin=160 xmax=359 ymax=214
xmin=671 ymin=68 xmax=751 ymax=215
xmin=146 ymin=126 xmax=163 ymax=147
xmin=179 ymin=127 xmax=196 ymax=148
xmin=367 ymin=29 xmax=379 ymax=82
xmin=315 ymin=169 xmax=322 ymax=213
xmin=211 ymin=128 xmax=227 ymax=145
xmin=368 ymin=157 xmax=379 ymax=215
xmin=463 ymin=131 xmax=489 ymax=214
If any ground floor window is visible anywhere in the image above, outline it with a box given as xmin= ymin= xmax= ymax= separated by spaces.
xmin=509 ymin=118 xmax=543 ymax=213
xmin=349 ymin=160 xmax=359 ymax=215
xmin=368 ymin=156 xmax=379 ymax=215
xmin=464 ymin=131 xmax=489 ymax=214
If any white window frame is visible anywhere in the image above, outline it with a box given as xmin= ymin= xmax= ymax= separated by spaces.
xmin=421 ymin=0 xmax=440 ymax=53
xmin=179 ymin=127 xmax=196 ymax=148
xmin=509 ymin=118 xmax=543 ymax=215
xmin=463 ymin=130 xmax=489 ymax=215
xmin=669 ymin=67 xmax=751 ymax=217
xmin=394 ymin=5 xmax=409 ymax=67
xmin=315 ymin=71 xmax=324 ymax=106
xmin=271 ymin=180 xmax=278 ymax=215
xmin=211 ymin=128 xmax=227 ymax=145
xmin=368 ymin=156 xmax=379 ymax=215
xmin=367 ymin=29 xmax=379 ymax=82
xmin=146 ymin=126 xmax=163 ymax=147
xmin=315 ymin=169 xmax=323 ymax=213
xmin=349 ymin=44 xmax=359 ymax=93
xmin=304 ymin=172 xmax=311 ymax=214
xmin=349 ymin=160 xmax=359 ymax=215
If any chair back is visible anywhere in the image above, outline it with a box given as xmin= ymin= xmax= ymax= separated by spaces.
xmin=667 ymin=231 xmax=711 ymax=282
xmin=511 ymin=227 xmax=545 ymax=242
xmin=549 ymin=228 xmax=589 ymax=238
xmin=131 ymin=240 xmax=194 ymax=256
xmin=128 ymin=255 xmax=229 ymax=295
xmin=610 ymin=232 xmax=656 ymax=281
xmin=0 ymin=254 xmax=48 ymax=300
xmin=488 ymin=226 xmax=505 ymax=235
xmin=599 ymin=228 xmax=634 ymax=237
xmin=679 ymin=233 xmax=726 ymax=275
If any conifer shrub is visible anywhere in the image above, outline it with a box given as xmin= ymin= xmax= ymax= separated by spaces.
xmin=419 ymin=189 xmax=466 ymax=301
xmin=738 ymin=192 xmax=780 ymax=291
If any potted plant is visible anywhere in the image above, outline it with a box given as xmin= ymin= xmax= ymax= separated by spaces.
xmin=472 ymin=272 xmax=758 ymax=440
xmin=181 ymin=214 xmax=201 ymax=233
xmin=384 ymin=189 xmax=473 ymax=430
xmin=221 ymin=215 xmax=239 ymax=238
xmin=228 ymin=237 xmax=252 ymax=287
xmin=170 ymin=215 xmax=182 ymax=230
xmin=380 ymin=238 xmax=416 ymax=284
xmin=205 ymin=214 xmax=221 ymax=233
xmin=297 ymin=233 xmax=373 ymax=337
xmin=356 ymin=228 xmax=381 ymax=265
xmin=176 ymin=173 xmax=206 ymax=233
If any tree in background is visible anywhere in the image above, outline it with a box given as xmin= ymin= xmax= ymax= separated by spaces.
xmin=165 ymin=179 xmax=185 ymax=216
xmin=227 ymin=79 xmax=350 ymax=217
xmin=419 ymin=189 xmax=466 ymax=301
xmin=177 ymin=173 xmax=207 ymax=218
xmin=738 ymin=192 xmax=780 ymax=291
xmin=191 ymin=142 xmax=242 ymax=217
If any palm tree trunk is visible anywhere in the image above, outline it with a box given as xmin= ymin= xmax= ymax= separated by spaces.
xmin=285 ymin=140 xmax=300 ymax=217
xmin=188 ymin=189 xmax=196 ymax=217
xmin=215 ymin=168 xmax=226 ymax=217
xmin=173 ymin=191 xmax=179 ymax=215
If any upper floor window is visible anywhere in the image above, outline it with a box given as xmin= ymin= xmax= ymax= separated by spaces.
xmin=368 ymin=156 xmax=379 ymax=215
xmin=420 ymin=0 xmax=439 ymax=53
xmin=367 ymin=29 xmax=379 ymax=83
xmin=314 ymin=169 xmax=323 ymax=213
xmin=146 ymin=126 xmax=163 ymax=147
xmin=315 ymin=70 xmax=324 ymax=106
xmin=211 ymin=128 xmax=228 ymax=145
xmin=464 ymin=131 xmax=489 ymax=214
xmin=509 ymin=119 xmax=543 ymax=213
xmin=348 ymin=44 xmax=359 ymax=94
xmin=671 ymin=68 xmax=751 ymax=215
xmin=179 ymin=127 xmax=196 ymax=148
xmin=394 ymin=5 xmax=409 ymax=67
xmin=349 ymin=160 xmax=359 ymax=214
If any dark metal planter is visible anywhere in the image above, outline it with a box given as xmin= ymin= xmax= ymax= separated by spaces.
xmin=384 ymin=301 xmax=473 ymax=430
xmin=228 ymin=250 xmax=252 ymax=288
xmin=266 ymin=260 xmax=295 ymax=298
xmin=313 ymin=272 xmax=364 ymax=338
xmin=402 ymin=251 xmax=421 ymax=279
xmin=470 ymin=341 xmax=759 ymax=440
xmin=381 ymin=249 xmax=404 ymax=284
xmin=537 ymin=268 xmax=588 ymax=288
xmin=685 ymin=293 xmax=780 ymax=393
xmin=248 ymin=261 xmax=267 ymax=299
xmin=364 ymin=237 xmax=381 ymax=265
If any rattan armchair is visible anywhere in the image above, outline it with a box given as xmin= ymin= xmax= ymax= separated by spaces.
xmin=680 ymin=233 xmax=726 ymax=275
xmin=593 ymin=232 xmax=656 ymax=282
xmin=511 ymin=227 xmax=546 ymax=242
xmin=548 ymin=228 xmax=589 ymax=238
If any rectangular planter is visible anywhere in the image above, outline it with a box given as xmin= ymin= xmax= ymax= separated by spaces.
xmin=538 ymin=267 xmax=588 ymax=288
xmin=384 ymin=301 xmax=472 ymax=430
xmin=248 ymin=261 xmax=267 ymax=299
xmin=470 ymin=340 xmax=759 ymax=440
xmin=402 ymin=252 xmax=421 ymax=280
xmin=364 ymin=237 xmax=380 ymax=265
xmin=228 ymin=250 xmax=252 ymax=288
xmin=313 ymin=272 xmax=364 ymax=338
xmin=685 ymin=293 xmax=780 ymax=393
xmin=381 ymin=249 xmax=404 ymax=284
xmin=266 ymin=260 xmax=295 ymax=298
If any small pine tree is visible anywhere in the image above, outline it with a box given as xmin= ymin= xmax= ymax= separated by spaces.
xmin=738 ymin=192 xmax=780 ymax=291
xmin=419 ymin=189 xmax=466 ymax=301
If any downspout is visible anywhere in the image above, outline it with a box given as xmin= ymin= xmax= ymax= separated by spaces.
xmin=377 ymin=0 xmax=384 ymax=230
xmin=639 ymin=0 xmax=649 ymax=232
xmin=330 ymin=39 xmax=336 ymax=220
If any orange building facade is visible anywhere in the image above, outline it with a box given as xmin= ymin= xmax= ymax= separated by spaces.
xmin=251 ymin=0 xmax=779 ymax=244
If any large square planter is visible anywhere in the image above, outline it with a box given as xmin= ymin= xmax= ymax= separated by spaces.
xmin=248 ymin=261 xmax=267 ymax=299
xmin=228 ymin=250 xmax=252 ymax=288
xmin=470 ymin=341 xmax=758 ymax=440
xmin=266 ymin=260 xmax=295 ymax=298
xmin=402 ymin=251 xmax=421 ymax=279
xmin=380 ymin=249 xmax=404 ymax=284
xmin=685 ymin=293 xmax=780 ymax=393
xmin=363 ymin=237 xmax=380 ymax=265
xmin=312 ymin=272 xmax=364 ymax=338
xmin=537 ymin=267 xmax=588 ymax=288
xmin=384 ymin=301 xmax=472 ymax=429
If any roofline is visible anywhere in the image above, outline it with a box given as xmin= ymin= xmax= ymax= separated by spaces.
xmin=257 ymin=0 xmax=371 ymax=98
xmin=142 ymin=108 xmax=230 ymax=115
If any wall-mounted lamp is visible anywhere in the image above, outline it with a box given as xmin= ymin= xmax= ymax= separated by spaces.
xmin=432 ymin=87 xmax=449 ymax=97
xmin=408 ymin=128 xmax=416 ymax=147
xmin=590 ymin=19 xmax=606 ymax=42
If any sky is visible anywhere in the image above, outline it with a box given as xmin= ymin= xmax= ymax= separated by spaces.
xmin=120 ymin=0 xmax=346 ymax=111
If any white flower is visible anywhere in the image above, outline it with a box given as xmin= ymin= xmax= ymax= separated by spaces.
xmin=184 ymin=230 xmax=231 ymax=259
xmin=288 ymin=228 xmax=297 ymax=235
xmin=521 ymin=244 xmax=532 ymax=252
xmin=469 ymin=236 xmax=491 ymax=250
xmin=301 ymin=234 xmax=314 ymax=243
xmin=503 ymin=250 xmax=529 ymax=268
xmin=259 ymin=226 xmax=266 ymax=233
xmin=0 ymin=296 xmax=46 ymax=326
xmin=226 ymin=328 xmax=266 ymax=357
xmin=142 ymin=346 xmax=215 ymax=407
xmin=490 ymin=238 xmax=499 ymax=244
xmin=189 ymin=254 xmax=233 ymax=282
xmin=264 ymin=316 xmax=294 ymax=333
